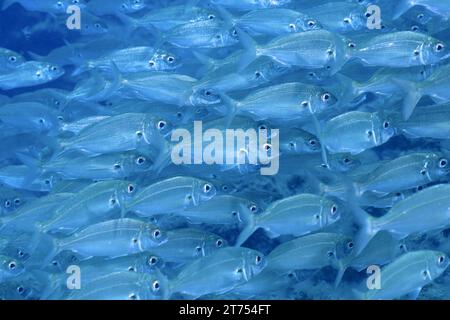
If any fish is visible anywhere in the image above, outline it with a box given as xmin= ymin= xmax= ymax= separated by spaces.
xmin=355 ymin=251 xmax=449 ymax=300
xmin=0 ymin=255 xmax=25 ymax=282
xmin=354 ymin=184 xmax=450 ymax=254
xmin=169 ymin=247 xmax=266 ymax=298
xmin=0 ymin=47 xmax=26 ymax=71
xmin=266 ymin=233 xmax=355 ymax=287
xmin=0 ymin=61 xmax=64 ymax=90
xmin=126 ymin=176 xmax=217 ymax=217
xmin=235 ymin=193 xmax=341 ymax=246
xmin=321 ymin=111 xmax=395 ymax=155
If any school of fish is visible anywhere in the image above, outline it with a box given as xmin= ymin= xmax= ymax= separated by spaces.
xmin=0 ymin=0 xmax=450 ymax=300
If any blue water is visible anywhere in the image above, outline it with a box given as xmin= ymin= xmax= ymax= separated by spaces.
xmin=0 ymin=0 xmax=450 ymax=300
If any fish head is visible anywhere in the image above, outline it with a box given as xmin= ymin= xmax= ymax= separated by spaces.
xmin=141 ymin=224 xmax=168 ymax=248
xmin=121 ymin=0 xmax=146 ymax=13
xmin=0 ymin=255 xmax=25 ymax=278
xmin=117 ymin=181 xmax=139 ymax=205
xmin=428 ymin=251 xmax=449 ymax=280
xmin=334 ymin=237 xmax=355 ymax=265
xmin=1 ymin=50 xmax=25 ymax=70
xmin=242 ymin=249 xmax=266 ymax=281
xmin=293 ymin=16 xmax=322 ymax=33
xmin=422 ymin=37 xmax=448 ymax=65
xmin=427 ymin=153 xmax=450 ymax=179
xmin=212 ymin=27 xmax=239 ymax=48
xmin=341 ymin=9 xmax=366 ymax=33
xmin=246 ymin=57 xmax=289 ymax=86
xmin=373 ymin=112 xmax=396 ymax=145
xmin=322 ymin=199 xmax=341 ymax=226
xmin=235 ymin=200 xmax=259 ymax=227
xmin=38 ymin=63 xmax=65 ymax=82
xmin=189 ymin=88 xmax=222 ymax=107
xmin=148 ymin=50 xmax=181 ymax=72
xmin=201 ymin=234 xmax=228 ymax=257
xmin=143 ymin=115 xmax=173 ymax=143
xmin=312 ymin=89 xmax=338 ymax=113
xmin=193 ymin=179 xmax=217 ymax=204
xmin=122 ymin=152 xmax=153 ymax=174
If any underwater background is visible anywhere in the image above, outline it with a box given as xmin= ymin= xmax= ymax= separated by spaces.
xmin=0 ymin=0 xmax=450 ymax=300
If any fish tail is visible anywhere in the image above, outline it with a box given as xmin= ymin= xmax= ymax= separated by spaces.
xmin=218 ymin=92 xmax=238 ymax=127
xmin=392 ymin=0 xmax=412 ymax=20
xmin=234 ymin=216 xmax=257 ymax=247
xmin=71 ymin=61 xmax=94 ymax=77
xmin=391 ymin=78 xmax=422 ymax=120
xmin=353 ymin=206 xmax=376 ymax=255
xmin=192 ymin=51 xmax=215 ymax=70
xmin=235 ymin=27 xmax=257 ymax=71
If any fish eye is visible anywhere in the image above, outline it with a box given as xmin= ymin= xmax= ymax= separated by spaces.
xmin=249 ymin=204 xmax=258 ymax=212
xmin=109 ymin=198 xmax=117 ymax=205
xmin=411 ymin=25 xmax=419 ymax=32
xmin=16 ymin=286 xmax=24 ymax=294
xmin=216 ymin=239 xmax=224 ymax=247
xmin=314 ymin=214 xmax=320 ymax=220
xmin=301 ymin=101 xmax=309 ymax=108
xmin=422 ymin=270 xmax=429 ymax=279
xmin=367 ymin=130 xmax=373 ymax=137
xmin=420 ymin=169 xmax=427 ymax=175
xmin=195 ymin=246 xmax=202 ymax=252
xmin=399 ymin=244 xmax=406 ymax=251
xmin=157 ymin=120 xmax=167 ymax=130
xmin=289 ymin=23 xmax=295 ymax=29
xmin=307 ymin=20 xmax=316 ymax=27
xmin=56 ymin=1 xmax=63 ymax=7
xmin=13 ymin=198 xmax=20 ymax=205
xmin=152 ymin=280 xmax=160 ymax=292
xmin=50 ymin=66 xmax=57 ymax=71
xmin=327 ymin=251 xmax=334 ymax=257
xmin=435 ymin=43 xmax=445 ymax=52
xmin=309 ymin=139 xmax=317 ymax=146
xmin=215 ymin=34 xmax=221 ymax=39
xmin=203 ymin=183 xmax=212 ymax=193
xmin=38 ymin=118 xmax=45 ymax=124
xmin=167 ymin=56 xmax=175 ymax=63
xmin=148 ymin=60 xmax=155 ymax=67
xmin=8 ymin=261 xmax=16 ymax=270
xmin=135 ymin=156 xmax=146 ymax=165
xmin=127 ymin=184 xmax=135 ymax=193
xmin=258 ymin=124 xmax=267 ymax=130
xmin=255 ymin=255 xmax=262 ymax=265
xmin=44 ymin=179 xmax=51 ymax=185
xmin=348 ymin=42 xmax=356 ymax=48
xmin=264 ymin=144 xmax=272 ymax=151
xmin=321 ymin=93 xmax=332 ymax=102
xmin=438 ymin=255 xmax=446 ymax=265
xmin=326 ymin=49 xmax=334 ymax=56
xmin=255 ymin=71 xmax=262 ymax=78
xmin=128 ymin=293 xmax=137 ymax=300
xmin=439 ymin=158 xmax=448 ymax=168
xmin=347 ymin=241 xmax=354 ymax=249
xmin=414 ymin=49 xmax=420 ymax=56
xmin=383 ymin=121 xmax=390 ymax=129
xmin=343 ymin=18 xmax=351 ymax=24
xmin=232 ymin=29 xmax=238 ymax=36
xmin=288 ymin=141 xmax=296 ymax=149
xmin=17 ymin=250 xmax=24 ymax=257
xmin=152 ymin=229 xmax=161 ymax=239
xmin=54 ymin=100 xmax=61 ymax=106
xmin=113 ymin=163 xmax=121 ymax=170
xmin=8 ymin=56 xmax=16 ymax=62
xmin=4 ymin=200 xmax=11 ymax=208
xmin=204 ymin=90 xmax=212 ymax=96
xmin=135 ymin=131 xmax=143 ymax=138
xmin=208 ymin=14 xmax=215 ymax=20
xmin=148 ymin=256 xmax=158 ymax=266
xmin=128 ymin=266 xmax=135 ymax=272
xmin=416 ymin=185 xmax=423 ymax=191
xmin=417 ymin=13 xmax=425 ymax=19
xmin=36 ymin=71 xmax=42 ymax=78
xmin=95 ymin=23 xmax=101 ymax=29
xmin=330 ymin=204 xmax=338 ymax=215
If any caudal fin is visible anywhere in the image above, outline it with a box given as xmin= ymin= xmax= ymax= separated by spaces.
xmin=234 ymin=216 xmax=257 ymax=247
xmin=392 ymin=0 xmax=412 ymax=20
xmin=391 ymin=78 xmax=422 ymax=120
xmin=235 ymin=27 xmax=257 ymax=71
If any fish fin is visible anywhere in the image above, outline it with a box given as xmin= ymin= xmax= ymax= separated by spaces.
xmin=352 ymin=206 xmax=377 ymax=255
xmin=234 ymin=216 xmax=257 ymax=247
xmin=235 ymin=27 xmax=257 ymax=71
xmin=334 ymin=260 xmax=350 ymax=288
xmin=404 ymin=288 xmax=422 ymax=300
xmin=218 ymin=92 xmax=238 ymax=127
xmin=351 ymin=288 xmax=366 ymax=300
xmin=214 ymin=5 xmax=236 ymax=28
xmin=391 ymin=78 xmax=422 ymax=120
xmin=27 ymin=51 xmax=45 ymax=61
xmin=392 ymin=0 xmax=412 ymax=20
xmin=1 ymin=0 xmax=15 ymax=10
xmin=192 ymin=51 xmax=216 ymax=70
